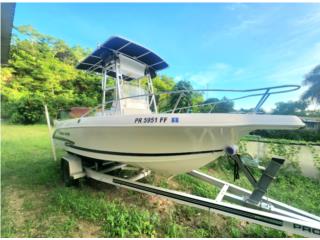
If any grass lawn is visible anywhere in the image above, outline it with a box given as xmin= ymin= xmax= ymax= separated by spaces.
xmin=1 ymin=124 xmax=320 ymax=237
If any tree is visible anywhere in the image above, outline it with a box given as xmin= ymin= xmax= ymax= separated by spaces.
xmin=152 ymin=75 xmax=175 ymax=112
xmin=200 ymin=97 xmax=234 ymax=113
xmin=1 ymin=25 xmax=100 ymax=123
xmin=272 ymin=101 xmax=307 ymax=115
xmin=168 ymin=80 xmax=203 ymax=113
xmin=302 ymin=65 xmax=320 ymax=104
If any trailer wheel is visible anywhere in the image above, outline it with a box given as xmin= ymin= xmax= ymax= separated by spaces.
xmin=61 ymin=158 xmax=79 ymax=187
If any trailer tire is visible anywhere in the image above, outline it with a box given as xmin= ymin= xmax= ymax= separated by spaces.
xmin=61 ymin=158 xmax=79 ymax=187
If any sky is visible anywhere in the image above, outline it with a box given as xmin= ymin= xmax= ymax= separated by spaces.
xmin=13 ymin=3 xmax=320 ymax=111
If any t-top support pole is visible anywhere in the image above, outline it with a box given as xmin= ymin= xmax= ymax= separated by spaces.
xmin=147 ymin=72 xmax=158 ymax=113
xmin=114 ymin=57 xmax=123 ymax=114
xmin=101 ymin=68 xmax=107 ymax=114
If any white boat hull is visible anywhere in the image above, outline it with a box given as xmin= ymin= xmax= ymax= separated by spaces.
xmin=53 ymin=113 xmax=304 ymax=175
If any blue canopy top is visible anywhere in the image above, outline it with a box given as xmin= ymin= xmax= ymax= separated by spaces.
xmin=76 ymin=36 xmax=168 ymax=78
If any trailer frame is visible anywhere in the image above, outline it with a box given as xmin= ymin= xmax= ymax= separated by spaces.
xmin=61 ymin=153 xmax=320 ymax=237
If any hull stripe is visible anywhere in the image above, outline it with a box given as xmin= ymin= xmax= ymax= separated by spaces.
xmin=60 ymin=142 xmax=223 ymax=157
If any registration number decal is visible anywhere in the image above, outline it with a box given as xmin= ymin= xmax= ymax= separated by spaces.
xmin=134 ymin=117 xmax=180 ymax=124
xmin=134 ymin=117 xmax=169 ymax=124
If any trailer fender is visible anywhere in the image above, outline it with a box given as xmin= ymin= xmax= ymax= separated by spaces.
xmin=62 ymin=154 xmax=85 ymax=179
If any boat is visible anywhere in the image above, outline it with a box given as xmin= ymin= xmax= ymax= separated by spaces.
xmin=53 ymin=36 xmax=304 ymax=175
xmin=52 ymin=37 xmax=320 ymax=237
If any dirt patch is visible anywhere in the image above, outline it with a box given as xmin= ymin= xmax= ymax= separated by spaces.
xmin=2 ymin=186 xmax=53 ymax=237
xmin=147 ymin=195 xmax=175 ymax=215
xmin=4 ymin=187 xmax=29 ymax=227
xmin=75 ymin=220 xmax=101 ymax=238
xmin=83 ymin=177 xmax=178 ymax=216
xmin=2 ymin=186 xmax=103 ymax=237
xmin=167 ymin=177 xmax=181 ymax=190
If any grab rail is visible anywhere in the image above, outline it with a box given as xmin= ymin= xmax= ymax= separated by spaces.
xmin=80 ymin=84 xmax=300 ymax=117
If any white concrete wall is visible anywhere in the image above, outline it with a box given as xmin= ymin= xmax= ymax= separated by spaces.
xmin=243 ymin=141 xmax=320 ymax=179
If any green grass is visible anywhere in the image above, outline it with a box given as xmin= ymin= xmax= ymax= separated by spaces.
xmin=1 ymin=123 xmax=320 ymax=237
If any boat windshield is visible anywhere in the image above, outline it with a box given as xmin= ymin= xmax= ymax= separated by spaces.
xmin=121 ymin=83 xmax=149 ymax=103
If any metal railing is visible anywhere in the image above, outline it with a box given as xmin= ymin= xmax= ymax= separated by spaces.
xmin=80 ymin=84 xmax=300 ymax=118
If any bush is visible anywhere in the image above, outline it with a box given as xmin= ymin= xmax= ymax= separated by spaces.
xmin=251 ymin=129 xmax=320 ymax=142
xmin=7 ymin=96 xmax=45 ymax=124
xmin=1 ymin=100 xmax=15 ymax=120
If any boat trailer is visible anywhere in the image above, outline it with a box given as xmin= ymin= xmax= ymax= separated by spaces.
xmin=61 ymin=153 xmax=320 ymax=237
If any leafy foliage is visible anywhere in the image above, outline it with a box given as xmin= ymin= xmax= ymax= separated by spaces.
xmin=1 ymin=25 xmax=100 ymax=123
xmin=168 ymin=80 xmax=204 ymax=113
xmin=200 ymin=97 xmax=234 ymax=113
xmin=251 ymin=129 xmax=320 ymax=142
xmin=9 ymin=95 xmax=45 ymax=124
xmin=272 ymin=100 xmax=308 ymax=115
xmin=146 ymin=75 xmax=176 ymax=112
xmin=259 ymin=99 xmax=320 ymax=142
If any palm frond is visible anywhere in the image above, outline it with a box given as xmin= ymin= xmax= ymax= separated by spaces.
xmin=303 ymin=65 xmax=320 ymax=85
xmin=302 ymin=84 xmax=320 ymax=103
xmin=302 ymin=64 xmax=320 ymax=104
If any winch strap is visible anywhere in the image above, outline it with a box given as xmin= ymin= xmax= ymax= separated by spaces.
xmin=234 ymin=160 xmax=240 ymax=181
